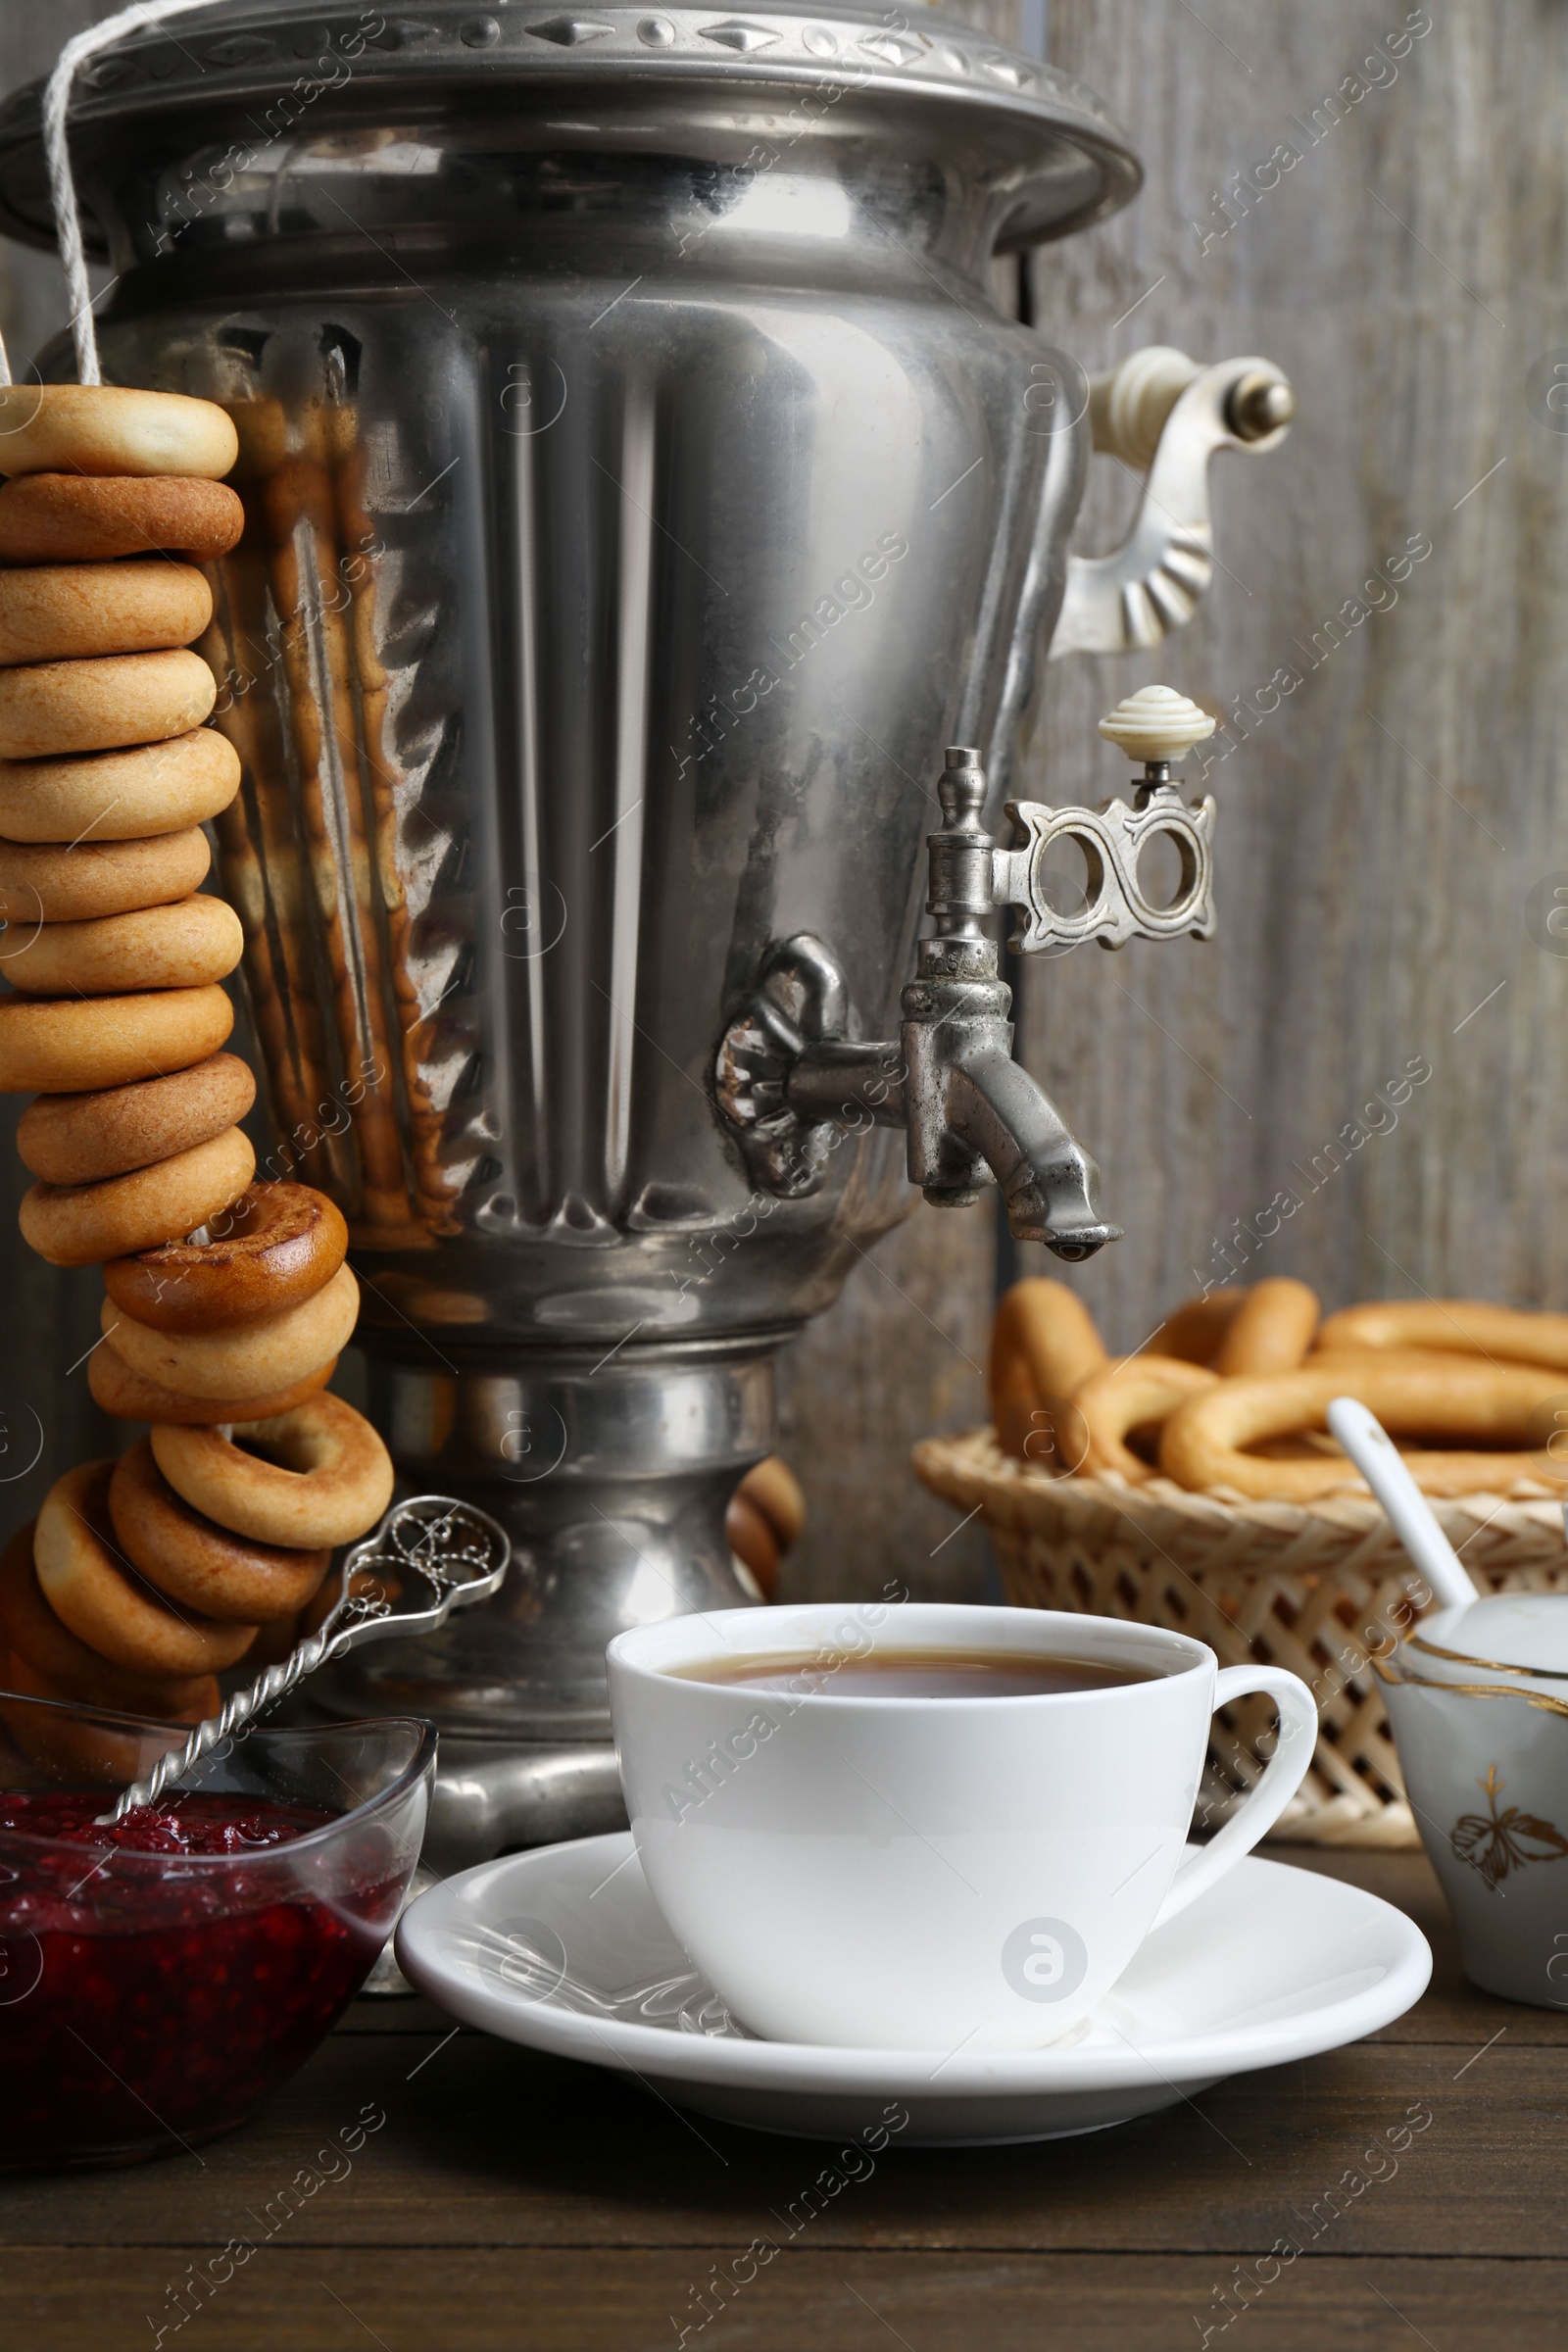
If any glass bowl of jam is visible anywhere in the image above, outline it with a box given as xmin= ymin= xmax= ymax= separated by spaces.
xmin=0 ymin=1692 xmax=435 ymax=2169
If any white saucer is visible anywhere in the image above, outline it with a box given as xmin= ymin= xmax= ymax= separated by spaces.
xmin=395 ymin=1834 xmax=1431 ymax=2146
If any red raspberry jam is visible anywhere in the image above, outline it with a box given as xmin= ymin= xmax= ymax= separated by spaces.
xmin=0 ymin=1791 xmax=403 ymax=2170
xmin=0 ymin=1792 xmax=326 ymax=1854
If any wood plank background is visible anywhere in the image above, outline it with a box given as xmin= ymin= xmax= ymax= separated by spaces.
xmin=791 ymin=0 xmax=1568 ymax=1597
xmin=1 ymin=3 xmax=1561 ymax=1606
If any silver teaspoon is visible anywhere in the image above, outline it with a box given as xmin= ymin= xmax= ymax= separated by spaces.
xmin=99 ymin=1494 xmax=510 ymax=1824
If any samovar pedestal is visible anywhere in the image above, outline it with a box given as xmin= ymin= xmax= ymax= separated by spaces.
xmin=311 ymin=1342 xmax=774 ymax=1868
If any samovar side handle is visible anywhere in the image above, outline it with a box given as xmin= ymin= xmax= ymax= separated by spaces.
xmin=1048 ymin=347 xmax=1293 ymax=661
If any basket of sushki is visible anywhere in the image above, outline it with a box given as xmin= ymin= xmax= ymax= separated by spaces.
xmin=913 ymin=1277 xmax=1568 ymax=1849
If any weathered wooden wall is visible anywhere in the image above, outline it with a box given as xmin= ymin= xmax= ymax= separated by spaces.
xmin=1019 ymin=0 xmax=1568 ymax=1368
xmin=2 ymin=3 xmax=1562 ymax=1600
xmin=787 ymin=0 xmax=1568 ymax=1598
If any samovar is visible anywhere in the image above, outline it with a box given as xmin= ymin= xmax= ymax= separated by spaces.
xmin=0 ymin=1 xmax=1290 ymax=1862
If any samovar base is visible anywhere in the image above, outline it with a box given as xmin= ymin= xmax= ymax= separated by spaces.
xmin=417 ymin=1737 xmax=628 ymax=1873
xmin=311 ymin=1339 xmax=775 ymax=1860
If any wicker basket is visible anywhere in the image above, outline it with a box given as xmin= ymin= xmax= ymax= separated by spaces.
xmin=913 ymin=1428 xmax=1568 ymax=1849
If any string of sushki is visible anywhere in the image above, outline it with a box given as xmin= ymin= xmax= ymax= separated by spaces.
xmin=0 ymin=0 xmax=398 ymax=1748
xmin=44 ymin=0 xmax=225 ymax=386
xmin=11 ymin=0 xmax=802 ymax=1689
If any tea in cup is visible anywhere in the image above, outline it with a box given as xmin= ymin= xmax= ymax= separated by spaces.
xmin=609 ymin=1601 xmax=1315 ymax=2049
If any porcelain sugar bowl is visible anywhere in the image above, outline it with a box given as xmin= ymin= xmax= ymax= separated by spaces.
xmin=1381 ymin=1592 xmax=1568 ymax=2009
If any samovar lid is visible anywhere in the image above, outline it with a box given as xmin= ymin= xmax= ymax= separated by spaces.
xmin=0 ymin=1 xmax=1140 ymax=257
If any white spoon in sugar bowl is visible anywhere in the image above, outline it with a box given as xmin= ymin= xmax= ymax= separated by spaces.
xmin=1325 ymin=1396 xmax=1481 ymax=1609
xmin=1330 ymin=1395 xmax=1568 ymax=2011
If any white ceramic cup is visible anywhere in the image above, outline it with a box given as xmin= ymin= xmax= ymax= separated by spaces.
xmin=608 ymin=1601 xmax=1316 ymax=2049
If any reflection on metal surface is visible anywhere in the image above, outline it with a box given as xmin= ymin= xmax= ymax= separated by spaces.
xmin=419 ymin=1739 xmax=628 ymax=1869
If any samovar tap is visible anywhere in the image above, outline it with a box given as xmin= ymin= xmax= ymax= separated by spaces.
xmin=715 ymin=687 xmax=1222 ymax=1261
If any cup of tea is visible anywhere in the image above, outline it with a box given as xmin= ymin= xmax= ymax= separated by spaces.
xmin=608 ymin=1601 xmax=1316 ymax=2049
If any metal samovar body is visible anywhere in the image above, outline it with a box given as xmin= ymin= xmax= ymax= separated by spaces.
xmin=0 ymin=3 xmax=1290 ymax=1860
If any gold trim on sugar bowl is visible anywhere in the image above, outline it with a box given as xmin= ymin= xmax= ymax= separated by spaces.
xmin=1373 ymin=1652 xmax=1568 ymax=1716
xmin=1407 ymin=1632 xmax=1568 ymax=1682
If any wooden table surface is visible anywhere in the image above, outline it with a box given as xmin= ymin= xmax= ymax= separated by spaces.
xmin=4 ymin=1844 xmax=1564 ymax=2351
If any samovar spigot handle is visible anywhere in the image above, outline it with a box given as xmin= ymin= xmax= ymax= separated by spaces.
xmin=994 ymin=685 xmax=1219 ymax=953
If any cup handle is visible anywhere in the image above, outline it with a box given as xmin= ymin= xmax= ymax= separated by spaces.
xmin=1149 ymin=1665 xmax=1317 ymax=1931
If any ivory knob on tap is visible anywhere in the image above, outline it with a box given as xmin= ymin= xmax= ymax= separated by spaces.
xmin=1098 ymin=685 xmax=1217 ymax=767
xmin=1088 ymin=347 xmax=1202 ymax=470
xmin=1088 ymin=347 xmax=1296 ymax=470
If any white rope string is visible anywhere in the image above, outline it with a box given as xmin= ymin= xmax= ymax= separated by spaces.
xmin=43 ymin=0 xmax=223 ymax=384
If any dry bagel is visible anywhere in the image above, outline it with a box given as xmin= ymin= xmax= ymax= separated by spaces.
xmin=0 ymin=729 xmax=239 ymax=842
xmin=0 ymin=385 xmax=238 ymax=480
xmin=990 ymin=1279 xmax=1108 ymax=1464
xmin=227 ymin=396 xmax=290 ymax=482
xmin=152 ymin=1395 xmax=395 ymax=1548
xmin=0 ymin=563 xmax=212 ymax=668
xmin=104 ymin=1180 xmax=348 ymax=1334
xmin=33 ymin=1459 xmax=256 ymax=1677
xmin=726 ymin=1490 xmax=780 ymax=1595
xmin=0 ymin=1659 xmax=149 ymax=1782
xmin=5 ymin=893 xmax=242 ymax=998
xmin=0 ymin=826 xmax=209 ymax=925
xmin=21 ymin=1126 xmax=255 ymax=1268
xmin=1211 ymin=1277 xmax=1320 ymax=1376
xmin=0 ymin=1518 xmax=218 ymax=1715
xmin=1059 ymin=1354 xmax=1220 ymax=1484
xmin=736 ymin=1455 xmax=807 ymax=1551
xmin=109 ymin=1440 xmax=329 ymax=1625
xmin=102 ymin=1259 xmax=360 ymax=1400
xmin=243 ymin=1610 xmax=306 ymax=1671
xmin=0 ymin=649 xmax=216 ymax=760
xmin=995 ymin=1279 xmax=1108 ymax=1402
xmin=88 ymin=1341 xmax=336 ymax=1428
xmin=0 ymin=473 xmax=244 ymax=565
xmin=0 ymin=984 xmax=233 ymax=1093
xmin=1316 ymin=1299 xmax=1568 ymax=1373
xmin=0 ymin=1640 xmax=220 ymax=1742
xmin=1145 ymin=1289 xmax=1246 ymax=1365
xmin=1158 ymin=1353 xmax=1568 ymax=1500
xmin=991 ymin=1335 xmax=1049 ymax=1463
xmin=18 ymin=1053 xmax=255 ymax=1186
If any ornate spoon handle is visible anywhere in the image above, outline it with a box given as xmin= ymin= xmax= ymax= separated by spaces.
xmin=106 ymin=1622 xmax=354 ymax=1820
xmin=99 ymin=1494 xmax=510 ymax=1824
